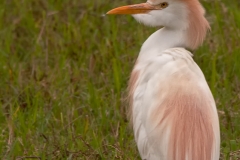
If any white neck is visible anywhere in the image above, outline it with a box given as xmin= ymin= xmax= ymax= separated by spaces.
xmin=138 ymin=27 xmax=187 ymax=62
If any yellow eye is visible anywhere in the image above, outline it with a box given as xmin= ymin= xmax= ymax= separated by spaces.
xmin=161 ymin=2 xmax=168 ymax=8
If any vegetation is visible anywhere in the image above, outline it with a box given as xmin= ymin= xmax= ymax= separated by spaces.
xmin=0 ymin=0 xmax=239 ymax=159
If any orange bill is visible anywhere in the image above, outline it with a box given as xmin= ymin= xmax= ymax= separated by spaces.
xmin=107 ymin=3 xmax=157 ymax=15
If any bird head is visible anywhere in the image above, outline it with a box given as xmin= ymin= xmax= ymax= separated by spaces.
xmin=107 ymin=0 xmax=210 ymax=50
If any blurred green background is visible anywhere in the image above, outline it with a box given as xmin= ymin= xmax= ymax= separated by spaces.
xmin=0 ymin=0 xmax=239 ymax=159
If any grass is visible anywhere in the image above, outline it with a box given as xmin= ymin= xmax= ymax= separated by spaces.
xmin=0 ymin=0 xmax=239 ymax=159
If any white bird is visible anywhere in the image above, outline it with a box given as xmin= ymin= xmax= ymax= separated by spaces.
xmin=107 ymin=0 xmax=220 ymax=160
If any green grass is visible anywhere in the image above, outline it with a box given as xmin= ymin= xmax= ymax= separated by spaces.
xmin=0 ymin=0 xmax=239 ymax=159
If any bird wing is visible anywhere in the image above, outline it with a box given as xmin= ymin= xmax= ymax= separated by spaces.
xmin=130 ymin=48 xmax=220 ymax=160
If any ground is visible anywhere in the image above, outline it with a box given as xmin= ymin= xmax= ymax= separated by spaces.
xmin=0 ymin=0 xmax=240 ymax=159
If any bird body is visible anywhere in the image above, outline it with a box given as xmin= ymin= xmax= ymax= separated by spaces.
xmin=129 ymin=48 xmax=220 ymax=160
xmin=107 ymin=0 xmax=220 ymax=159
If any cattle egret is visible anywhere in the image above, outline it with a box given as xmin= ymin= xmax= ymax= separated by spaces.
xmin=107 ymin=0 xmax=220 ymax=159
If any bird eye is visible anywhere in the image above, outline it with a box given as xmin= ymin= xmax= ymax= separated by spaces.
xmin=160 ymin=2 xmax=168 ymax=8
